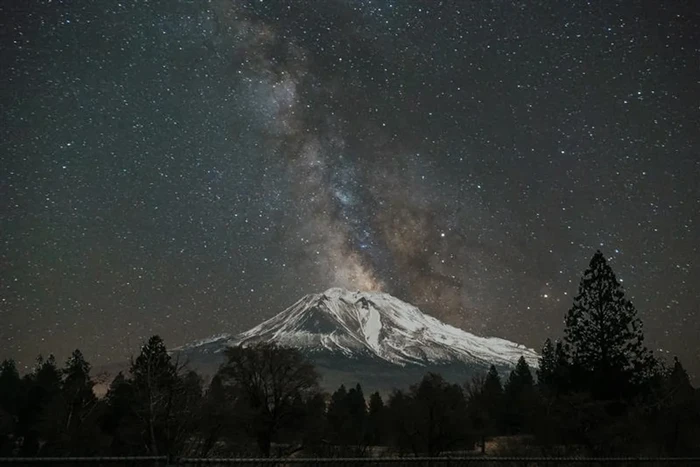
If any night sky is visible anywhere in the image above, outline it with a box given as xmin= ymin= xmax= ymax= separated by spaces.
xmin=2 ymin=1 xmax=698 ymax=377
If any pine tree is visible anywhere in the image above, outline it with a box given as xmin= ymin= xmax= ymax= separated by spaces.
xmin=130 ymin=336 xmax=177 ymax=391
xmin=101 ymin=372 xmax=142 ymax=455
xmin=19 ymin=355 xmax=62 ymax=455
xmin=299 ymin=392 xmax=326 ymax=455
xmin=196 ymin=375 xmax=231 ymax=457
xmin=366 ymin=391 xmax=386 ymax=446
xmin=0 ymin=360 xmax=21 ymax=455
xmin=386 ymin=389 xmax=413 ymax=455
xmin=659 ymin=358 xmax=700 ymax=455
xmin=410 ymin=373 xmax=469 ymax=456
xmin=60 ymin=350 xmax=99 ymax=455
xmin=666 ymin=358 xmax=694 ymax=402
xmin=507 ymin=357 xmax=535 ymax=393
xmin=503 ymin=357 xmax=536 ymax=434
xmin=537 ymin=339 xmax=571 ymax=395
xmin=564 ymin=251 xmax=655 ymax=399
xmin=345 ymin=384 xmax=367 ymax=447
xmin=388 ymin=374 xmax=469 ymax=456
xmin=482 ymin=365 xmax=504 ymax=440
xmin=326 ymin=384 xmax=349 ymax=445
xmin=484 ymin=365 xmax=503 ymax=397
xmin=465 ymin=366 xmax=504 ymax=453
xmin=171 ymin=370 xmax=204 ymax=457
xmin=62 ymin=350 xmax=96 ymax=417
xmin=484 ymin=365 xmax=504 ymax=419
xmin=129 ymin=335 xmax=179 ymax=456
xmin=0 ymin=360 xmax=20 ymax=411
xmin=537 ymin=339 xmax=556 ymax=388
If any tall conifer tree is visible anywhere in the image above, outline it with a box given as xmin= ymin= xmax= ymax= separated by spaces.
xmin=564 ymin=251 xmax=655 ymax=399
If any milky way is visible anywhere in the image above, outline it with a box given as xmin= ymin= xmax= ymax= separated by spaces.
xmin=1 ymin=1 xmax=698 ymax=377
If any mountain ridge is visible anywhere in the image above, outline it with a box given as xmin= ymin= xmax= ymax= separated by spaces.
xmin=176 ymin=288 xmax=539 ymax=374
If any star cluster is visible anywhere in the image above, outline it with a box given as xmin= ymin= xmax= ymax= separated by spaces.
xmin=1 ymin=1 xmax=698 ymax=376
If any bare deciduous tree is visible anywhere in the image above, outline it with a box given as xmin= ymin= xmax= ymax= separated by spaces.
xmin=217 ymin=342 xmax=320 ymax=457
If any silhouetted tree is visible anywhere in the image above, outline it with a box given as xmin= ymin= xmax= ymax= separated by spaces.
xmin=0 ymin=360 xmax=21 ymax=455
xmin=484 ymin=365 xmax=504 ymax=405
xmin=325 ymin=383 xmax=368 ymax=454
xmin=346 ymin=384 xmax=367 ymax=448
xmin=217 ymin=342 xmax=320 ymax=457
xmin=503 ymin=356 xmax=536 ymax=434
xmin=564 ymin=251 xmax=656 ymax=400
xmin=534 ymin=339 xmax=577 ymax=451
xmin=0 ymin=360 xmax=20 ymax=414
xmin=388 ymin=373 xmax=470 ymax=456
xmin=419 ymin=374 xmax=470 ymax=455
xmin=101 ymin=372 xmax=142 ymax=455
xmin=129 ymin=335 xmax=180 ymax=456
xmin=531 ymin=253 xmax=672 ymax=455
xmin=537 ymin=339 xmax=571 ymax=396
xmin=386 ymin=389 xmax=414 ymax=455
xmin=18 ymin=355 xmax=62 ymax=455
xmin=537 ymin=339 xmax=556 ymax=389
xmin=124 ymin=335 xmax=203 ymax=457
xmin=195 ymin=374 xmax=232 ymax=456
xmin=466 ymin=365 xmax=503 ymax=452
xmin=366 ymin=391 xmax=387 ymax=446
xmin=484 ymin=366 xmax=504 ymax=431
xmin=58 ymin=350 xmax=101 ymax=455
xmin=326 ymin=384 xmax=349 ymax=446
xmin=506 ymin=357 xmax=534 ymax=395
xmin=299 ymin=392 xmax=326 ymax=455
xmin=656 ymin=358 xmax=700 ymax=455
xmin=174 ymin=370 xmax=205 ymax=456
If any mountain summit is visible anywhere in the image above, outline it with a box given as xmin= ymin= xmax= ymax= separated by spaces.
xmin=176 ymin=288 xmax=538 ymax=390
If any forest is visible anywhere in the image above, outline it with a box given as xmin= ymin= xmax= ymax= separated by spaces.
xmin=1 ymin=252 xmax=698 ymax=458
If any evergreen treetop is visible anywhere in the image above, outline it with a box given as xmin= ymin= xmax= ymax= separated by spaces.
xmin=506 ymin=356 xmax=534 ymax=393
xmin=130 ymin=335 xmax=177 ymax=390
xmin=63 ymin=350 xmax=93 ymax=392
xmin=484 ymin=365 xmax=503 ymax=396
xmin=564 ymin=251 xmax=656 ymax=398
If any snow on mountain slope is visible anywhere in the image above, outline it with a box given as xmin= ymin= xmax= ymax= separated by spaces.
xmin=178 ymin=288 xmax=538 ymax=369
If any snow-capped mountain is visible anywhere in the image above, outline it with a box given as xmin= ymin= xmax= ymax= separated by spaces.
xmin=176 ymin=288 xmax=538 ymax=383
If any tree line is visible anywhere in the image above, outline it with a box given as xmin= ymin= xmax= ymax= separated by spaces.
xmin=0 ymin=251 xmax=698 ymax=458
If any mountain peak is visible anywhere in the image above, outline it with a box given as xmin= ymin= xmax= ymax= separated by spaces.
xmin=230 ymin=288 xmax=538 ymax=368
xmin=174 ymin=289 xmax=540 ymax=392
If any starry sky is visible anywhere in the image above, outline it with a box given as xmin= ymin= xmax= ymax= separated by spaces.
xmin=2 ymin=0 xmax=698 ymax=377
